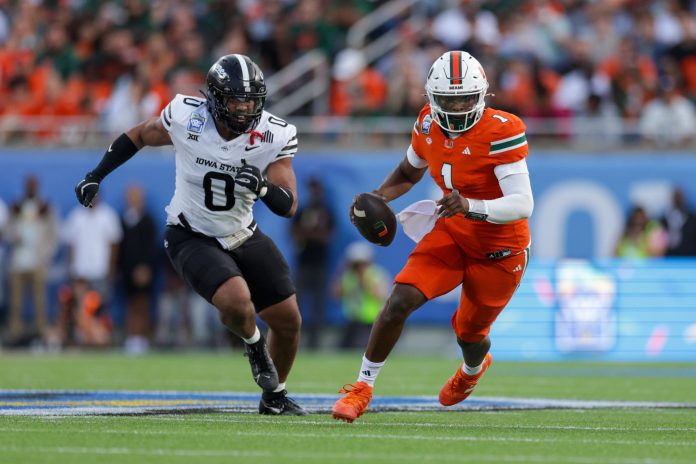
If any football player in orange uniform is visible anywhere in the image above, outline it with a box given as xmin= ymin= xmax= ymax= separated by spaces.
xmin=333 ymin=51 xmax=534 ymax=423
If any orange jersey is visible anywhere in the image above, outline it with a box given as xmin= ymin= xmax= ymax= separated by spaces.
xmin=410 ymin=104 xmax=531 ymax=257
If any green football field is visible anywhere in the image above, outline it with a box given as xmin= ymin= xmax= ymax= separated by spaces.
xmin=1 ymin=352 xmax=695 ymax=463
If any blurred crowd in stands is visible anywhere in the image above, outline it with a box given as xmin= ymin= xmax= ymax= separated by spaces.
xmin=615 ymin=188 xmax=696 ymax=258
xmin=1 ymin=0 xmax=696 ymax=145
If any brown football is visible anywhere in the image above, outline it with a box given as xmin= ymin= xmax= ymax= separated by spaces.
xmin=352 ymin=192 xmax=397 ymax=246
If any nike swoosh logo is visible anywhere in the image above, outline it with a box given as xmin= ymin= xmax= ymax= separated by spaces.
xmin=107 ymin=144 xmax=113 ymax=152
xmin=244 ymin=146 xmax=259 ymax=151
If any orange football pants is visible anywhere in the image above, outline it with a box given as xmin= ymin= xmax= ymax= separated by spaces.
xmin=395 ymin=223 xmax=528 ymax=343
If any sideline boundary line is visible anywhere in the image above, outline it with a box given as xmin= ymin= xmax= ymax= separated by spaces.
xmin=2 ymin=390 xmax=695 ymax=416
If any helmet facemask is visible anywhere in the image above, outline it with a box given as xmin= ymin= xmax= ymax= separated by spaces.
xmin=428 ymin=89 xmax=486 ymax=132
xmin=208 ymin=88 xmax=266 ymax=134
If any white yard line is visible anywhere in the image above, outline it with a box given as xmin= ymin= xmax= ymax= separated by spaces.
xmin=0 ymin=445 xmax=686 ymax=464
xmin=1 ymin=426 xmax=694 ymax=447
xmin=0 ymin=445 xmax=270 ymax=458
xmin=132 ymin=415 xmax=696 ymax=433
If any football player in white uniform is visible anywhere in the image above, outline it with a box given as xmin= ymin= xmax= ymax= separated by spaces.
xmin=75 ymin=54 xmax=307 ymax=415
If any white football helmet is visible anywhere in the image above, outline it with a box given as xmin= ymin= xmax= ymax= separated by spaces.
xmin=425 ymin=51 xmax=489 ymax=133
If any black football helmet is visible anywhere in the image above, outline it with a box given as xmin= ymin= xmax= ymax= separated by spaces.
xmin=206 ymin=54 xmax=267 ymax=134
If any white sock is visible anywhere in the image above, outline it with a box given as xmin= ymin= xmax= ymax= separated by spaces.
xmin=357 ymin=354 xmax=385 ymax=386
xmin=241 ymin=327 xmax=261 ymax=344
xmin=273 ymin=382 xmax=286 ymax=393
xmin=462 ymin=361 xmax=483 ymax=376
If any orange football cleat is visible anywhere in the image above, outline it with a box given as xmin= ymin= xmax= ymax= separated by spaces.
xmin=332 ymin=381 xmax=373 ymax=423
xmin=439 ymin=353 xmax=492 ymax=406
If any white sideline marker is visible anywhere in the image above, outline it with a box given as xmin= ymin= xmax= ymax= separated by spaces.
xmin=1 ymin=389 xmax=695 ymax=417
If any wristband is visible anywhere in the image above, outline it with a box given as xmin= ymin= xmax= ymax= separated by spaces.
xmin=465 ymin=199 xmax=489 ymax=221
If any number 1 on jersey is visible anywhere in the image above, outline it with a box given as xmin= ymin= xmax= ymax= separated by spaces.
xmin=441 ymin=163 xmax=454 ymax=190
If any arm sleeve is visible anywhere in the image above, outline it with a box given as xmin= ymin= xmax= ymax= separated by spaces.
xmin=466 ymin=159 xmax=534 ymax=224
xmin=260 ymin=183 xmax=294 ymax=217
xmin=89 ymin=133 xmax=140 ymax=181
xmin=406 ymin=144 xmax=428 ymax=169
xmin=407 ymin=112 xmax=428 ymax=169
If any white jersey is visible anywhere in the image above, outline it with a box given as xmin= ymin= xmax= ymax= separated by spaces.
xmin=160 ymin=94 xmax=298 ymax=237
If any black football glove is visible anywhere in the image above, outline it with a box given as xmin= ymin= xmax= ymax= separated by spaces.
xmin=75 ymin=173 xmax=101 ymax=207
xmin=234 ymin=163 xmax=266 ymax=197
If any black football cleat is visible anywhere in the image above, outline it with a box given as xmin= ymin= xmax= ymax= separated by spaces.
xmin=244 ymin=335 xmax=279 ymax=392
xmin=259 ymin=390 xmax=309 ymax=416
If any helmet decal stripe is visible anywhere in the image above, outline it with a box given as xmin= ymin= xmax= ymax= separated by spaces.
xmin=233 ymin=54 xmax=251 ymax=92
xmin=450 ymin=51 xmax=462 ymax=85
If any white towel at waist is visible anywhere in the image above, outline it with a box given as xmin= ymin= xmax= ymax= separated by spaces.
xmin=397 ymin=200 xmax=438 ymax=243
